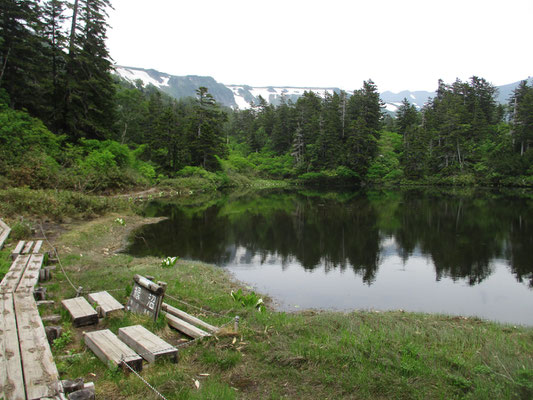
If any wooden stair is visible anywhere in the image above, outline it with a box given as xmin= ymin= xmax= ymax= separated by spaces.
xmin=84 ymin=329 xmax=143 ymax=372
xmin=62 ymin=297 xmax=99 ymax=327
xmin=88 ymin=290 xmax=124 ymax=317
xmin=118 ymin=325 xmax=177 ymax=363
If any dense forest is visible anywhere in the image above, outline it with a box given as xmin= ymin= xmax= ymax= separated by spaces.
xmin=1 ymin=0 xmax=533 ymax=192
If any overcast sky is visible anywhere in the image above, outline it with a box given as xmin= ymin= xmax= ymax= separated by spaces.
xmin=107 ymin=0 xmax=532 ymax=93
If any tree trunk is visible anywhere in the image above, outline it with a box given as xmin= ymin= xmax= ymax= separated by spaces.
xmin=0 ymin=47 xmax=11 ymax=85
xmin=121 ymin=122 xmax=128 ymax=144
xmin=69 ymin=0 xmax=79 ymax=56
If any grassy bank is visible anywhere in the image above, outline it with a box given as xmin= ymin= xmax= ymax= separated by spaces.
xmin=0 ymin=214 xmax=531 ymax=399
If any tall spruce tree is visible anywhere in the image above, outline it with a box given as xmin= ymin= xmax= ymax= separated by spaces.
xmin=63 ymin=0 xmax=115 ymax=139
xmin=40 ymin=0 xmax=69 ymax=130
xmin=0 ymin=0 xmax=48 ymax=117
xmin=189 ymin=87 xmax=227 ymax=170
xmin=509 ymin=80 xmax=533 ymax=156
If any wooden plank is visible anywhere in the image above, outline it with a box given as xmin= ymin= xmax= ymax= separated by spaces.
xmin=62 ymin=297 xmax=99 ymax=327
xmin=32 ymin=240 xmax=43 ymax=254
xmin=37 ymin=300 xmax=55 ymax=306
xmin=15 ymin=253 xmax=44 ymax=293
xmin=164 ymin=312 xmax=210 ymax=339
xmin=88 ymin=291 xmax=124 ymax=317
xmin=84 ymin=329 xmax=143 ymax=372
xmin=22 ymin=240 xmax=34 ymax=254
xmin=14 ymin=293 xmax=60 ymax=399
xmin=0 ymin=219 xmax=10 ymax=250
xmin=162 ymin=303 xmax=218 ymax=333
xmin=0 ymin=293 xmax=26 ymax=400
xmin=0 ymin=255 xmax=31 ymax=294
xmin=11 ymin=241 xmax=25 ymax=260
xmin=118 ymin=325 xmax=177 ymax=363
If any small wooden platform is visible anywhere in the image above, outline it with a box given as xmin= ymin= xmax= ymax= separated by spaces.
xmin=118 ymin=325 xmax=177 ymax=363
xmin=84 ymin=329 xmax=143 ymax=372
xmin=0 ymin=219 xmax=10 ymax=250
xmin=165 ymin=312 xmax=210 ymax=339
xmin=14 ymin=293 xmax=60 ymax=399
xmin=88 ymin=291 xmax=124 ymax=317
xmin=62 ymin=297 xmax=99 ymax=327
xmin=162 ymin=302 xmax=218 ymax=333
xmin=0 ymin=293 xmax=26 ymax=400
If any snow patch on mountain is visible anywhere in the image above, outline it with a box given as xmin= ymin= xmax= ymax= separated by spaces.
xmin=115 ymin=66 xmax=170 ymax=88
xmin=228 ymin=85 xmax=339 ymax=109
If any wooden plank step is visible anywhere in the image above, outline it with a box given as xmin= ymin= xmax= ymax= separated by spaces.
xmin=14 ymin=293 xmax=61 ymax=399
xmin=62 ymin=297 xmax=99 ymax=327
xmin=0 ymin=255 xmax=31 ymax=294
xmin=0 ymin=293 xmax=26 ymax=400
xmin=11 ymin=241 xmax=25 ymax=260
xmin=164 ymin=312 xmax=210 ymax=339
xmin=162 ymin=302 xmax=218 ymax=333
xmin=15 ymin=253 xmax=44 ymax=293
xmin=118 ymin=325 xmax=177 ymax=363
xmin=22 ymin=240 xmax=34 ymax=255
xmin=0 ymin=219 xmax=10 ymax=250
xmin=84 ymin=329 xmax=143 ymax=372
xmin=88 ymin=291 xmax=124 ymax=317
xmin=32 ymin=240 xmax=43 ymax=254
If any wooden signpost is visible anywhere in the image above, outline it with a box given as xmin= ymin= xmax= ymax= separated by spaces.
xmin=126 ymin=274 xmax=166 ymax=321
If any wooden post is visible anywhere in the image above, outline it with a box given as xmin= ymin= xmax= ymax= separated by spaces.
xmin=234 ymin=316 xmax=240 ymax=333
xmin=161 ymin=303 xmax=218 ymax=333
xmin=133 ymin=275 xmax=164 ymax=294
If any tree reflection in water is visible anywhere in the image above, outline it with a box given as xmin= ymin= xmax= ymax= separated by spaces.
xmin=128 ymin=188 xmax=533 ymax=288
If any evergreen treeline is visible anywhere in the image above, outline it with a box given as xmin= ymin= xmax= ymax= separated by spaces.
xmin=227 ymin=77 xmax=533 ymax=186
xmin=1 ymin=0 xmax=533 ymax=191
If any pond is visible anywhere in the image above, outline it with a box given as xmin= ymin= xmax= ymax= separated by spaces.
xmin=126 ymin=188 xmax=533 ymax=325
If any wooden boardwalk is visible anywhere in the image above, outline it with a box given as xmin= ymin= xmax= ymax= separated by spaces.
xmin=0 ymin=230 xmax=64 ymax=400
xmin=0 ymin=219 xmax=10 ymax=250
xmin=11 ymin=240 xmax=44 ymax=260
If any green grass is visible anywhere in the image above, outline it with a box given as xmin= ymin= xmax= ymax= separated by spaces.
xmin=0 ymin=249 xmax=11 ymax=280
xmin=18 ymin=215 xmax=533 ymax=399
xmin=0 ymin=188 xmax=137 ymax=221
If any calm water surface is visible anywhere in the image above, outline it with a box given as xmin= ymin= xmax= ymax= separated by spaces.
xmin=127 ymin=188 xmax=533 ymax=325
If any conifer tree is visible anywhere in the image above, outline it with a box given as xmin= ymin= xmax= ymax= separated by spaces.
xmin=0 ymin=0 xmax=48 ymax=117
xmin=396 ymin=98 xmax=419 ymax=142
xmin=509 ymin=80 xmax=533 ymax=156
xmin=63 ymin=0 xmax=115 ymax=139
xmin=189 ymin=87 xmax=227 ymax=170
xmin=40 ymin=0 xmax=69 ymax=130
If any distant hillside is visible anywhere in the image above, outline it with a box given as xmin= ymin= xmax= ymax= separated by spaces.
xmin=114 ymin=66 xmax=532 ymax=113
xmin=115 ymin=66 xmax=237 ymax=108
xmin=495 ymin=77 xmax=533 ymax=103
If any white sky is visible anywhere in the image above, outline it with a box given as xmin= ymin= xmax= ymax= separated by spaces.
xmin=106 ymin=0 xmax=533 ymax=93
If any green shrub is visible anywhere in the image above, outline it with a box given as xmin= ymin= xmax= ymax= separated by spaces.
xmin=9 ymin=220 xmax=32 ymax=240
xmin=0 ymin=188 xmax=133 ymax=220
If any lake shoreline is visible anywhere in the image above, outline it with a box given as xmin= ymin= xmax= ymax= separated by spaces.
xmin=1 ymin=210 xmax=531 ymax=399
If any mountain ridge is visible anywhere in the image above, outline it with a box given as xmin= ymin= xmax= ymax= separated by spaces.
xmin=114 ymin=65 xmax=532 ymax=113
